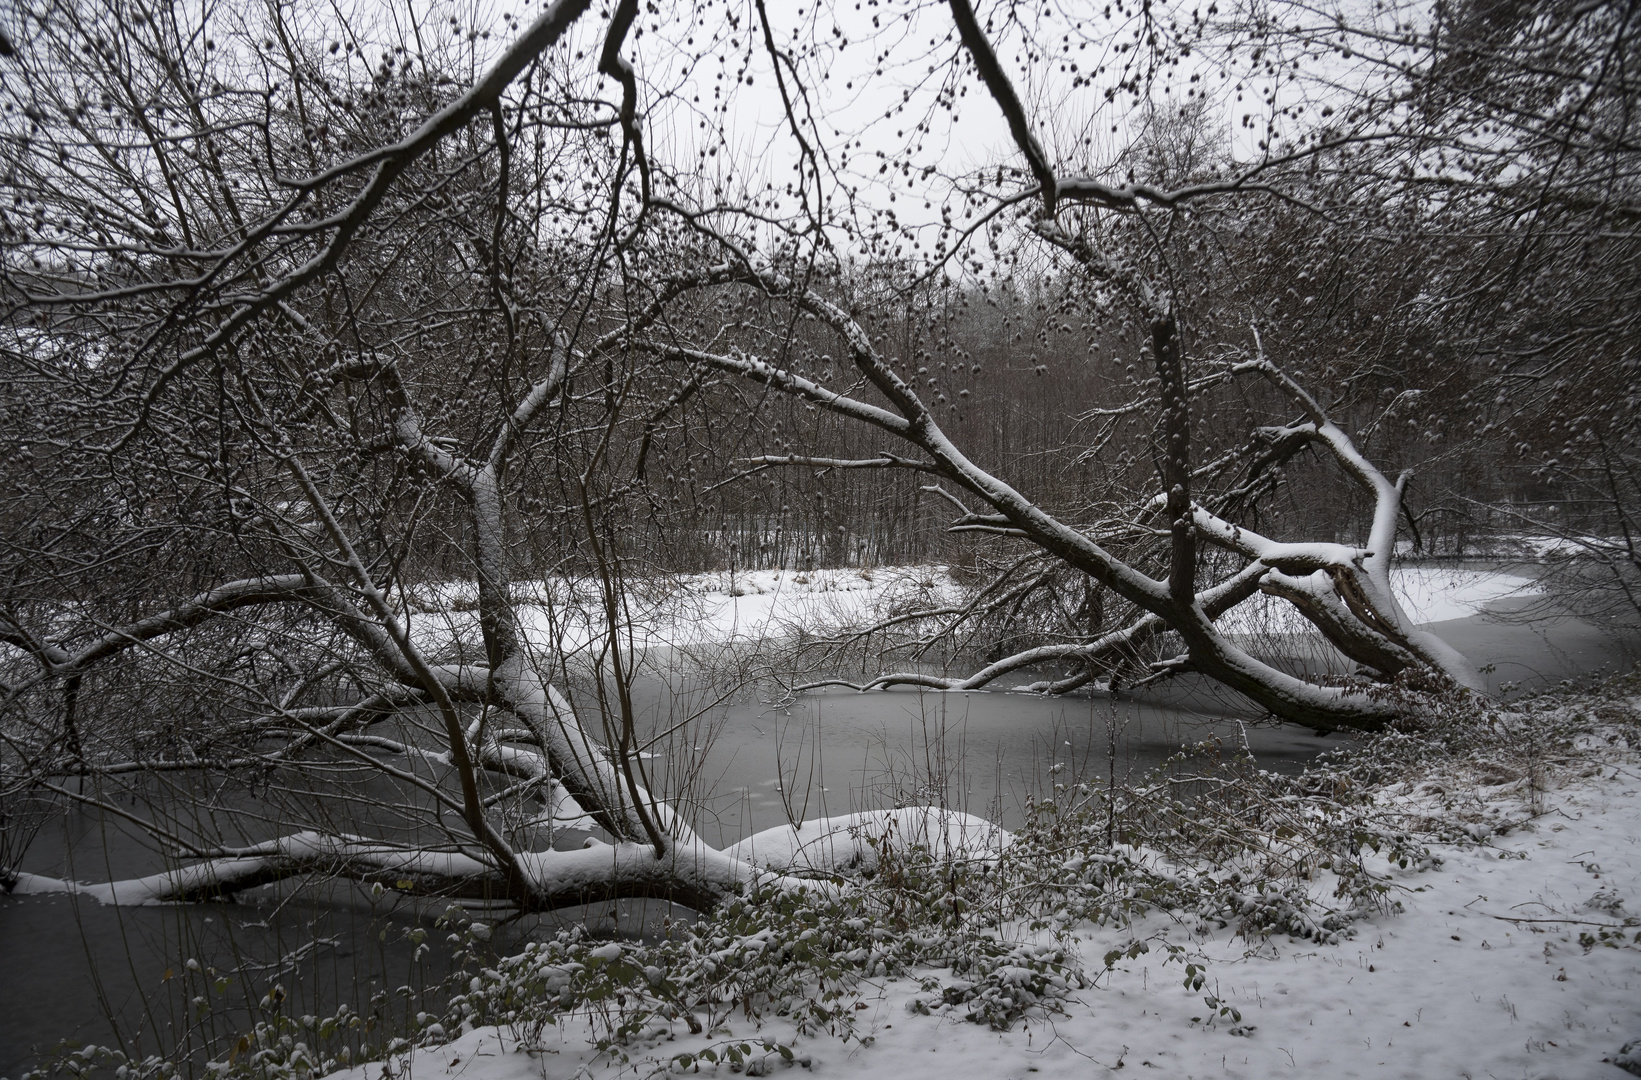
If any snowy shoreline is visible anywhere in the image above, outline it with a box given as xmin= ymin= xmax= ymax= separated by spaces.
xmin=405 ymin=563 xmax=1543 ymax=659
xmin=335 ymin=703 xmax=1641 ymax=1080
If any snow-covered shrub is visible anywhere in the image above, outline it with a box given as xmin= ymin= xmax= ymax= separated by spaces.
xmin=913 ymin=940 xmax=1086 ymax=1030
xmin=426 ymin=730 xmax=1493 ymax=1057
xmin=16 ymin=1005 xmax=371 ymax=1080
xmin=443 ymin=834 xmax=1094 ymax=1050
xmin=990 ymin=740 xmax=1439 ymax=952
xmin=12 ymin=1045 xmax=173 ymax=1080
xmin=426 ymin=715 xmax=1565 ymax=1059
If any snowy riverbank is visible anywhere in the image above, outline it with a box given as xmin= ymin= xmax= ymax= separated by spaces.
xmin=337 ymin=699 xmax=1641 ymax=1080
xmin=411 ymin=563 xmax=1542 ymax=656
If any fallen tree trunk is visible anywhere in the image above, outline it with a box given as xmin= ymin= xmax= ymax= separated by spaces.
xmin=4 ymin=806 xmax=1006 ymax=911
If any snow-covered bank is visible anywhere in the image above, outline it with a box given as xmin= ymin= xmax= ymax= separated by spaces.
xmin=412 ymin=564 xmax=1539 ymax=657
xmin=334 ymin=704 xmax=1641 ymax=1080
xmin=1217 ymin=565 xmax=1540 ymax=637
xmin=406 ymin=566 xmax=950 ymax=658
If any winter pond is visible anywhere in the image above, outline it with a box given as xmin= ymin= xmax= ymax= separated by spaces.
xmin=2 ymin=567 xmax=1635 ymax=1076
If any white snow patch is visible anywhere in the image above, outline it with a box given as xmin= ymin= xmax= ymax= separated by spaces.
xmin=1220 ymin=566 xmax=1540 ymax=636
xmin=1388 ymin=566 xmax=1540 ymax=624
xmin=723 ymin=806 xmax=1009 ymax=874
xmin=406 ymin=566 xmax=955 ymax=657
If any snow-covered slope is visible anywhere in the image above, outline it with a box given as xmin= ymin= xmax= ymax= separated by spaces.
xmin=405 ymin=566 xmax=954 ymax=658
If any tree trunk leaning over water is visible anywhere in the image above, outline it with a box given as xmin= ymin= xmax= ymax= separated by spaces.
xmin=1 ymin=0 xmax=1562 ymax=913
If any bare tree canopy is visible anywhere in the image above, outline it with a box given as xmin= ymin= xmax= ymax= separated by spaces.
xmin=1 ymin=0 xmax=1636 ymax=916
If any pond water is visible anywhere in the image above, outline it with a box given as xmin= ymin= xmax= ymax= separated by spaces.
xmin=3 ymin=597 xmax=1635 ymax=1078
xmin=631 ymin=675 xmax=1328 ymax=846
xmin=0 ymin=877 xmax=453 ymax=1078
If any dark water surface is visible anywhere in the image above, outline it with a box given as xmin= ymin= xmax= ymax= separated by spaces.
xmin=3 ymin=599 xmax=1634 ymax=1077
xmin=0 ymin=882 xmax=450 ymax=1077
xmin=640 ymin=678 xmax=1329 ymax=846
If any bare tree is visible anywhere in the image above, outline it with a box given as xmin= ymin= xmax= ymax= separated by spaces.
xmin=0 ymin=0 xmax=866 ymax=911
xmin=4 ymin=0 xmax=1614 ymax=917
xmin=1419 ymin=0 xmax=1641 ymax=626
xmin=582 ymin=0 xmax=1494 ymax=731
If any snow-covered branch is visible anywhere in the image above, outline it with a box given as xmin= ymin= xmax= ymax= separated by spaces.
xmin=738 ymin=453 xmax=939 ymax=473
xmin=5 ymin=829 xmax=787 ymax=913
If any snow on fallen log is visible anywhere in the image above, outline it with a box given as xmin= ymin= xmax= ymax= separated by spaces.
xmin=3 ymin=829 xmax=820 ymax=911
xmin=722 ymin=807 xmax=1010 ymax=876
xmin=5 ymin=831 xmax=495 ymax=905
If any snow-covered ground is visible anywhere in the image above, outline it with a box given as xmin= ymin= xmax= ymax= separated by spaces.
xmin=346 ymin=744 xmax=1641 ymax=1080
xmin=1217 ymin=566 xmax=1540 ymax=637
xmin=1383 ymin=566 xmax=1541 ymax=624
xmin=406 ymin=566 xmax=950 ymax=659
xmin=410 ymin=564 xmax=1540 ymax=658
